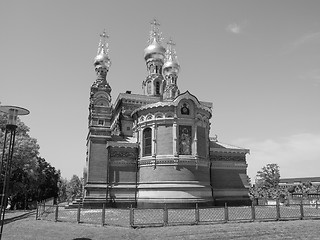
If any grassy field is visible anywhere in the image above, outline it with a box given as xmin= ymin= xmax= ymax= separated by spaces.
xmin=3 ymin=211 xmax=320 ymax=239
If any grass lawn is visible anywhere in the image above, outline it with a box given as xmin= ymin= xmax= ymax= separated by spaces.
xmin=3 ymin=211 xmax=320 ymax=239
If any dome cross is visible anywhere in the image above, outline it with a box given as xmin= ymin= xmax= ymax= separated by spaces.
xmin=148 ymin=19 xmax=163 ymax=44
xmin=97 ymin=29 xmax=110 ymax=56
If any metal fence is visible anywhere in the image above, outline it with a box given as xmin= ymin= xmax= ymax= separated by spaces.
xmin=36 ymin=202 xmax=320 ymax=228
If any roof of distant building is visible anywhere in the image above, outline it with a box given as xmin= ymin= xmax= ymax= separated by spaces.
xmin=280 ymin=177 xmax=320 ymax=184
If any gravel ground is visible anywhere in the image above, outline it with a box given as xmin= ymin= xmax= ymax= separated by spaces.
xmin=2 ymin=211 xmax=320 ymax=240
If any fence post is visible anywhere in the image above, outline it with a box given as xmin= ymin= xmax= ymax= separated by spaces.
xmin=55 ymin=205 xmax=59 ymax=222
xmin=35 ymin=202 xmax=39 ymax=220
xmin=195 ymin=203 xmax=199 ymax=224
xmin=276 ymin=199 xmax=280 ymax=221
xmin=251 ymin=201 xmax=256 ymax=221
xmin=300 ymin=200 xmax=304 ymax=220
xmin=224 ymin=203 xmax=229 ymax=222
xmin=77 ymin=204 xmax=81 ymax=223
xmin=102 ymin=204 xmax=105 ymax=226
xmin=130 ymin=204 xmax=134 ymax=227
xmin=163 ymin=204 xmax=168 ymax=226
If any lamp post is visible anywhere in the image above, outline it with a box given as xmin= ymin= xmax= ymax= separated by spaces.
xmin=0 ymin=105 xmax=29 ymax=239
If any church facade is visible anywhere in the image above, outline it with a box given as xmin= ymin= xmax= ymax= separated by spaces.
xmin=83 ymin=20 xmax=251 ymax=208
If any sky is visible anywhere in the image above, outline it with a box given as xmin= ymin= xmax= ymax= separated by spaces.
xmin=0 ymin=0 xmax=320 ymax=181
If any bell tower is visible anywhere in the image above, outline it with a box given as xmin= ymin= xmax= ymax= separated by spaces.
xmin=85 ymin=30 xmax=113 ymax=186
xmin=142 ymin=19 xmax=166 ymax=97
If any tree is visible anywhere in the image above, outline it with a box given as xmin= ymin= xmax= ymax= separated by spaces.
xmin=250 ymin=163 xmax=284 ymax=200
xmin=0 ymin=113 xmax=60 ymax=209
xmin=66 ymin=175 xmax=83 ymax=202
xmin=256 ymin=163 xmax=280 ymax=189
xmin=58 ymin=177 xmax=68 ymax=203
xmin=36 ymin=157 xmax=60 ymax=202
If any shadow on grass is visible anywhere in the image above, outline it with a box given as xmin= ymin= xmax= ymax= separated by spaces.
xmin=2 ymin=210 xmax=36 ymax=225
xmin=73 ymin=238 xmax=92 ymax=240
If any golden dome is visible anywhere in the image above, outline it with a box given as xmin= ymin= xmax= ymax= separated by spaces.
xmin=94 ymin=48 xmax=111 ymax=68
xmin=144 ymin=38 xmax=166 ymax=61
xmin=163 ymin=60 xmax=180 ymax=75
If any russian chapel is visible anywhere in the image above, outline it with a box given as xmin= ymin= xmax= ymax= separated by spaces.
xmin=84 ymin=20 xmax=251 ymax=208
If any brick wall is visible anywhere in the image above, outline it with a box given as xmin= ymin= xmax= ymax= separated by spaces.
xmin=109 ymin=165 xmax=137 ymax=183
xmin=197 ymin=126 xmax=206 ymax=157
xmin=88 ymin=141 xmax=108 ymax=182
xmin=156 ymin=125 xmax=173 ymax=155
xmin=139 ymin=165 xmax=210 ymax=183
xmin=211 ymin=168 xmax=247 ymax=189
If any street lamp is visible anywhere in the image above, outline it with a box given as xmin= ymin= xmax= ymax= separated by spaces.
xmin=0 ymin=105 xmax=29 ymax=239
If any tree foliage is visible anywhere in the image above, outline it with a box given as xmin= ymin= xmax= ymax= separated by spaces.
xmin=250 ymin=163 xmax=285 ymax=200
xmin=0 ymin=113 xmax=60 ymax=209
xmin=58 ymin=177 xmax=68 ymax=203
xmin=66 ymin=175 xmax=83 ymax=202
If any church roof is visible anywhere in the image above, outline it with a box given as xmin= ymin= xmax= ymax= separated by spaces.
xmin=131 ymin=91 xmax=212 ymax=116
xmin=107 ymin=136 xmax=138 ymax=148
xmin=210 ymin=140 xmax=250 ymax=154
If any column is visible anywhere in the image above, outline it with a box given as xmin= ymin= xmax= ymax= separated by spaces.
xmin=139 ymin=127 xmax=143 ymax=157
xmin=173 ymin=122 xmax=178 ymax=156
xmin=194 ymin=124 xmax=198 ymax=157
xmin=152 ymin=123 xmax=156 ymax=157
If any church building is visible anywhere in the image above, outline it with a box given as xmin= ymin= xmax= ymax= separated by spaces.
xmin=84 ymin=20 xmax=251 ymax=208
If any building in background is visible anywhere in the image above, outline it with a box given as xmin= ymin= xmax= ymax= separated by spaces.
xmin=83 ymin=20 xmax=250 ymax=208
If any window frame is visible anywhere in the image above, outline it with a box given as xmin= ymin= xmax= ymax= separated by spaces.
xmin=143 ymin=128 xmax=152 ymax=156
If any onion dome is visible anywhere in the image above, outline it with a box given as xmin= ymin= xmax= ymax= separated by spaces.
xmin=162 ymin=39 xmax=180 ymax=76
xmin=144 ymin=19 xmax=166 ymax=62
xmin=94 ymin=30 xmax=111 ymax=69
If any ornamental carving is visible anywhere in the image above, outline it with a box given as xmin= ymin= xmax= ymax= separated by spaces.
xmin=110 ymin=151 xmax=136 ymax=158
xmin=181 ymin=103 xmax=190 ymax=115
xmin=210 ymin=155 xmax=245 ymax=162
xmin=179 ymin=125 xmax=192 ymax=155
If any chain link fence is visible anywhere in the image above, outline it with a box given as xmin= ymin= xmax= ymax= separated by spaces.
xmin=36 ymin=201 xmax=320 ymax=228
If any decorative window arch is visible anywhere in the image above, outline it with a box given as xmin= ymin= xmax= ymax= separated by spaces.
xmin=165 ymin=112 xmax=174 ymax=118
xmin=155 ymin=112 xmax=164 ymax=119
xmin=146 ymin=114 xmax=153 ymax=120
xmin=143 ymin=128 xmax=152 ymax=156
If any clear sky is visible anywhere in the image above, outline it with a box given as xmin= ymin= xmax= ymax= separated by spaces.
xmin=1 ymin=0 xmax=320 ymax=181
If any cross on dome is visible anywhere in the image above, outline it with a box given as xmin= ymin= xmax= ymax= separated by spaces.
xmin=97 ymin=29 xmax=110 ymax=56
xmin=165 ymin=38 xmax=178 ymax=62
xmin=148 ymin=19 xmax=163 ymax=44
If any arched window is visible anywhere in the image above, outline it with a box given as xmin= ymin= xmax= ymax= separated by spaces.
xmin=155 ymin=81 xmax=160 ymax=95
xmin=143 ymin=128 xmax=152 ymax=156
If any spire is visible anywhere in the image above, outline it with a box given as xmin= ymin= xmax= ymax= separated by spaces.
xmin=94 ymin=30 xmax=111 ymax=71
xmin=143 ymin=19 xmax=166 ymax=97
xmin=97 ymin=30 xmax=109 ymax=56
xmin=144 ymin=19 xmax=166 ymax=62
xmin=163 ymin=38 xmax=180 ymax=100
xmin=164 ymin=38 xmax=179 ymax=67
xmin=163 ymin=38 xmax=180 ymax=76
xmin=92 ymin=30 xmax=112 ymax=92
